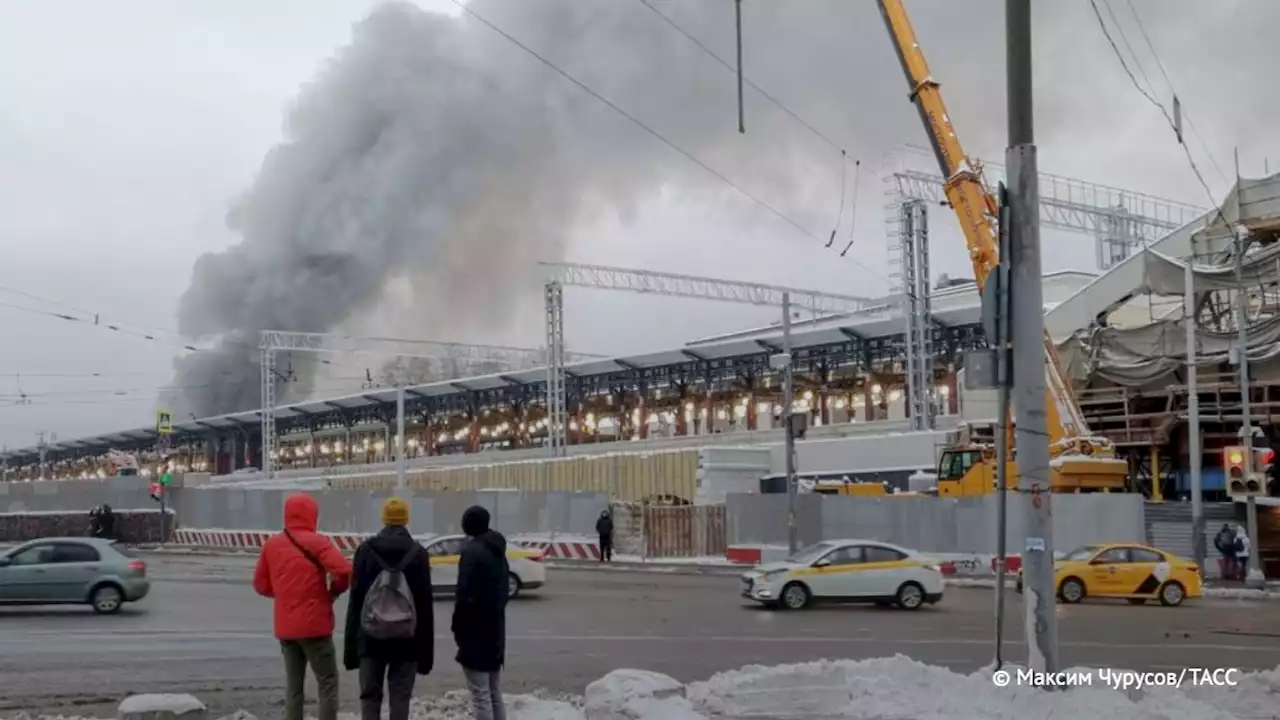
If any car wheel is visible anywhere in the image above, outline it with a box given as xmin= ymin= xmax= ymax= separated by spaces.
xmin=507 ymin=573 xmax=521 ymax=600
xmin=780 ymin=582 xmax=810 ymax=610
xmin=91 ymin=584 xmax=123 ymax=614
xmin=1127 ymin=598 xmax=1146 ymax=606
xmin=1158 ymin=581 xmax=1185 ymax=607
xmin=896 ymin=582 xmax=925 ymax=610
xmin=1058 ymin=577 xmax=1086 ymax=604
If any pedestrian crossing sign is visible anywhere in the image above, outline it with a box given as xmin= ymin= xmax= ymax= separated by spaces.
xmin=156 ymin=409 xmax=173 ymax=435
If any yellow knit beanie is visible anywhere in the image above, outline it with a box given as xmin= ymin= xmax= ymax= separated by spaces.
xmin=381 ymin=497 xmax=410 ymax=526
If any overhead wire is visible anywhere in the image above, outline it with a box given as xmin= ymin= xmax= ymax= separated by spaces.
xmin=840 ymin=160 xmax=862 ymax=258
xmin=1121 ymin=0 xmax=1231 ymax=188
xmin=1087 ymin=0 xmax=1229 ymax=224
xmin=634 ymin=0 xmax=865 ymax=259
xmin=827 ymin=150 xmax=847 ymax=247
xmin=0 ymin=287 xmax=418 ymax=374
xmin=447 ymin=0 xmax=890 ymax=287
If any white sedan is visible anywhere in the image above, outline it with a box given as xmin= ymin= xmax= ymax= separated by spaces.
xmin=422 ymin=534 xmax=546 ymax=599
xmin=740 ymin=540 xmax=945 ymax=610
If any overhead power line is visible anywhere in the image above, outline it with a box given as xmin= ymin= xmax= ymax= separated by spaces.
xmin=1087 ymin=0 xmax=1228 ymax=222
xmin=1120 ymin=0 xmax=1230 ymax=188
xmin=447 ymin=0 xmax=889 ymax=287
xmin=0 ymin=287 xmax=361 ymax=372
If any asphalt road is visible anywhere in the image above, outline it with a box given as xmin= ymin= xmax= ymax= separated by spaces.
xmin=3 ymin=553 xmax=1280 ymax=717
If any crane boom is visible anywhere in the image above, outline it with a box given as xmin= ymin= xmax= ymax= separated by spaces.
xmin=876 ymin=0 xmax=1104 ymax=456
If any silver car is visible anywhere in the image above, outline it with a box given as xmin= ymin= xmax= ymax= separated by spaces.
xmin=0 ymin=537 xmax=150 ymax=614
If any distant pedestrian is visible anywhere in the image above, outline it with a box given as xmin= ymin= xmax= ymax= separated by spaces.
xmin=344 ymin=497 xmax=434 ymax=720
xmin=1236 ymin=524 xmax=1252 ymax=580
xmin=595 ymin=510 xmax=614 ymax=563
xmin=1214 ymin=523 xmax=1238 ymax=580
xmin=453 ymin=505 xmax=509 ymax=720
xmin=253 ymin=493 xmax=352 ymax=720
xmin=98 ymin=504 xmax=115 ymax=540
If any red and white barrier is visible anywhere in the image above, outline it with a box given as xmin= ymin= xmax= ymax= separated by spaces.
xmin=511 ymin=537 xmax=601 ymax=561
xmin=170 ymin=528 xmax=384 ymax=552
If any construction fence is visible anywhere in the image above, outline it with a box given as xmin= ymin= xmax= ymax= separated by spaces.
xmin=328 ymin=450 xmax=700 ymax=503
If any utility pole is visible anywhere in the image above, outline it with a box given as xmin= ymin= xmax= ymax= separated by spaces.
xmin=779 ymin=292 xmax=799 ymax=554
xmin=1185 ymin=260 xmax=1205 ymax=576
xmin=36 ymin=431 xmax=48 ymax=481
xmin=1234 ymin=223 xmax=1265 ymax=588
xmin=395 ymin=385 xmax=407 ymax=490
xmin=1006 ymin=0 xmax=1058 ymax=673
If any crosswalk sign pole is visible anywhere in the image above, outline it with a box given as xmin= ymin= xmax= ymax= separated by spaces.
xmin=156 ymin=409 xmax=173 ymax=544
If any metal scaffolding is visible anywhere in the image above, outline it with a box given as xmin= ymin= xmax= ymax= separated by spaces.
xmin=539 ymin=262 xmax=874 ymax=457
xmin=544 ymin=282 xmax=568 ymax=455
xmin=896 ymin=200 xmax=935 ymax=430
xmin=258 ymin=331 xmax=560 ymax=477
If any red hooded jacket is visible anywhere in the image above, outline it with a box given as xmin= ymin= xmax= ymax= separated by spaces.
xmin=253 ymin=493 xmax=352 ymax=640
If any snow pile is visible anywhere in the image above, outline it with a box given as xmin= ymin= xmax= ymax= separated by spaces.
xmin=10 ymin=658 xmax=1280 ymax=719
xmin=681 ymin=656 xmax=1260 ymax=719
xmin=584 ymin=669 xmax=699 ymax=719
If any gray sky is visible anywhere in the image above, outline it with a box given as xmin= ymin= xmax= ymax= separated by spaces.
xmin=1 ymin=0 xmax=1276 ymax=451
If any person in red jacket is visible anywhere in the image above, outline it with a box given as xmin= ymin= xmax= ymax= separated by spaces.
xmin=253 ymin=493 xmax=352 ymax=720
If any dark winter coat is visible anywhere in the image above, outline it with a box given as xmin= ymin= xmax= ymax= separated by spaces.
xmin=452 ymin=507 xmax=509 ymax=672
xmin=595 ymin=514 xmax=614 ymax=540
xmin=1214 ymin=526 xmax=1236 ymax=556
xmin=343 ymin=525 xmax=434 ymax=674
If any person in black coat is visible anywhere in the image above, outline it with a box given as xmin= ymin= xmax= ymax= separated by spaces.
xmin=344 ymin=498 xmax=433 ymax=720
xmin=453 ymin=505 xmax=509 ymax=720
xmin=595 ymin=510 xmax=614 ymax=562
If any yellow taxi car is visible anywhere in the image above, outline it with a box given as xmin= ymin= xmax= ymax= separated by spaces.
xmin=1016 ymin=543 xmax=1201 ymax=606
xmin=422 ymin=534 xmax=546 ymax=599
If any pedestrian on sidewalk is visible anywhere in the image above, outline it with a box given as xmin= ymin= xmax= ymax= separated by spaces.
xmin=253 ymin=493 xmax=352 ymax=720
xmin=595 ymin=509 xmax=614 ymax=563
xmin=1214 ymin=523 xmax=1238 ymax=580
xmin=453 ymin=505 xmax=509 ymax=720
xmin=1235 ymin=524 xmax=1252 ymax=580
xmin=344 ymin=497 xmax=434 ymax=720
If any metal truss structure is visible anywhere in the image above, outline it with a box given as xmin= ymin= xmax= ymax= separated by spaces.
xmin=540 ymin=262 xmax=882 ymax=456
xmin=896 ymin=200 xmax=935 ymax=430
xmin=259 ymin=331 xmax=567 ymax=477
xmin=883 ymin=145 xmax=1206 ymax=438
xmin=12 ymin=320 xmax=990 ymax=472
xmin=538 ymin=262 xmax=875 ymax=315
xmin=886 ymin=145 xmax=1205 ymax=272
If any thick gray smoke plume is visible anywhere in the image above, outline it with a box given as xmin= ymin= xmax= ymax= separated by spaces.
xmin=168 ymin=0 xmax=1259 ymax=417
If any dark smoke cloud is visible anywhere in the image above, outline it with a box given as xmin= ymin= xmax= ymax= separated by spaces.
xmin=169 ymin=0 xmax=1261 ymax=418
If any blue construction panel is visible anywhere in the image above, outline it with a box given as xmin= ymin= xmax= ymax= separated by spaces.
xmin=1175 ymin=467 xmax=1225 ymax=492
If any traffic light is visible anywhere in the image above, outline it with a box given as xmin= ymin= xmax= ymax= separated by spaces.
xmin=1224 ymin=445 xmax=1267 ymax=497
xmin=1255 ymin=448 xmax=1275 ymax=496
xmin=149 ymin=481 xmax=163 ymax=502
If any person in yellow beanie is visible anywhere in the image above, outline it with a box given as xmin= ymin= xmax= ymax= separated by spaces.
xmin=344 ymin=497 xmax=433 ymax=720
xmin=381 ymin=497 xmax=410 ymax=526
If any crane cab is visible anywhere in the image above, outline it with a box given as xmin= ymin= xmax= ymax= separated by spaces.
xmin=934 ymin=443 xmax=1128 ymax=496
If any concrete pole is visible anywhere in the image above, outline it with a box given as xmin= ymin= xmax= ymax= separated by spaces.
xmin=396 ymin=385 xmax=407 ymax=490
xmin=1234 ymin=227 xmax=1264 ymax=588
xmin=1185 ymin=259 xmax=1205 ymax=575
xmin=782 ymin=292 xmax=799 ymax=554
xmin=1007 ymin=0 xmax=1058 ymax=674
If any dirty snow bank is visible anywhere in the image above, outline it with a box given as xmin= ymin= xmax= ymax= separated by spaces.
xmin=9 ymin=657 xmax=1280 ymax=719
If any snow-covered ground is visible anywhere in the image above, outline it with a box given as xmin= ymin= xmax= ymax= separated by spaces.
xmin=10 ymin=656 xmax=1280 ymax=719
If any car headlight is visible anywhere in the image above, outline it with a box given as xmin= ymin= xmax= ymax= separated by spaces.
xmin=760 ymin=570 xmax=786 ymax=582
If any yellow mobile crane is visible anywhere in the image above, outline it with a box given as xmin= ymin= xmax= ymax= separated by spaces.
xmin=876 ymin=0 xmax=1128 ymax=496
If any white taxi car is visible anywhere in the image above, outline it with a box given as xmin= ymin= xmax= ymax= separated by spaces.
xmin=422 ymin=534 xmax=546 ymax=599
xmin=740 ymin=539 xmax=944 ymax=610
